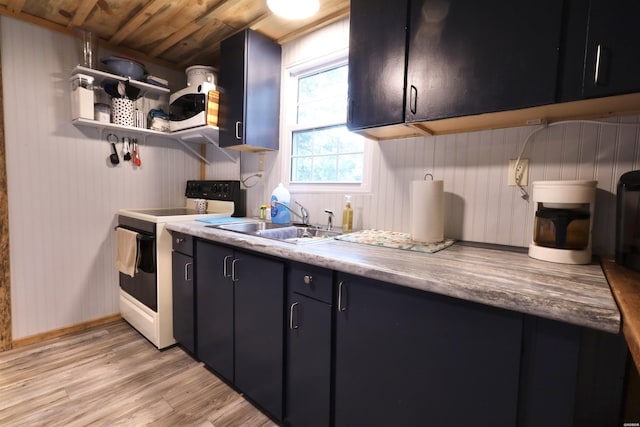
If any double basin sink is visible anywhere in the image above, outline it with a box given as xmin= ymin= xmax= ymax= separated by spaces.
xmin=210 ymin=221 xmax=342 ymax=245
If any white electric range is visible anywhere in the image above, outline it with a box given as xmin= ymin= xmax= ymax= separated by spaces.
xmin=117 ymin=180 xmax=246 ymax=349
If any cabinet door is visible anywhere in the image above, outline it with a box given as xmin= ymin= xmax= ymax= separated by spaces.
xmin=219 ymin=30 xmax=246 ymax=148
xmin=195 ymin=241 xmax=234 ymax=382
xmin=347 ymin=0 xmax=408 ymax=131
xmin=234 ymin=250 xmax=284 ymax=420
xmin=219 ymin=29 xmax=281 ymax=150
xmin=171 ymin=251 xmax=195 ymax=354
xmin=334 ymin=273 xmax=522 ymax=427
xmin=583 ymin=0 xmax=640 ymax=97
xmin=285 ymin=293 xmax=332 ymax=427
xmin=406 ymin=0 xmax=563 ymax=122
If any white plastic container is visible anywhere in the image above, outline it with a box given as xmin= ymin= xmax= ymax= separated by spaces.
xmin=70 ymin=74 xmax=94 ymax=120
xmin=271 ymin=183 xmax=291 ymax=224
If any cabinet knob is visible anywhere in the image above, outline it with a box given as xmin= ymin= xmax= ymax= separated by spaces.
xmin=303 ymin=275 xmax=313 ymax=285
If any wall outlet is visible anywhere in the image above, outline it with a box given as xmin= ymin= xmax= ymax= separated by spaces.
xmin=258 ymin=152 xmax=265 ymax=172
xmin=508 ymin=159 xmax=529 ymax=186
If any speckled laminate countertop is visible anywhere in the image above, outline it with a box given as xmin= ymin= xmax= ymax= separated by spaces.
xmin=166 ymin=220 xmax=621 ymax=334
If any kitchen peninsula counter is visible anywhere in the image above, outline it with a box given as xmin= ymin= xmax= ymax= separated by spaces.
xmin=167 ymin=221 xmax=621 ymax=334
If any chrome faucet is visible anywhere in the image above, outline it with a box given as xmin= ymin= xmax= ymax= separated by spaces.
xmin=273 ymin=200 xmax=309 ymax=225
xmin=324 ymin=209 xmax=334 ymax=231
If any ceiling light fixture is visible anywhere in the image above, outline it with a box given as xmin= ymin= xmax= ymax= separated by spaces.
xmin=267 ymin=0 xmax=320 ymax=20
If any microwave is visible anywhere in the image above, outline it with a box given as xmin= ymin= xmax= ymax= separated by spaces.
xmin=169 ymin=83 xmax=219 ymax=132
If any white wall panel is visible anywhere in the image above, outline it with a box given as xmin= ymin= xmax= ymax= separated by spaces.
xmin=2 ymin=17 xmax=201 ymax=339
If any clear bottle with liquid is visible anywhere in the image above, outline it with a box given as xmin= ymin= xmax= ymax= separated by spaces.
xmin=342 ymin=195 xmax=353 ymax=233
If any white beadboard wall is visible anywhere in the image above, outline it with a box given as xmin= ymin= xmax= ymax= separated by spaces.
xmin=243 ymin=18 xmax=640 ymax=258
xmin=1 ymin=17 xmax=206 ymax=339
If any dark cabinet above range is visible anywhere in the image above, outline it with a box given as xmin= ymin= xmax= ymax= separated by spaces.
xmin=218 ymin=29 xmax=282 ymax=152
xmin=348 ymin=0 xmax=640 ymax=140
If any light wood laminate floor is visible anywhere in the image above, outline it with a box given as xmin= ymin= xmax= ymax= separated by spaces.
xmin=0 ymin=320 xmax=277 ymax=426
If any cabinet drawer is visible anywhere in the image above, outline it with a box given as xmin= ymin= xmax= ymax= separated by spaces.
xmin=288 ymin=262 xmax=333 ymax=304
xmin=172 ymin=232 xmax=193 ymax=256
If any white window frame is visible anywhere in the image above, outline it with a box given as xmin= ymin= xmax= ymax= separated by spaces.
xmin=281 ymin=49 xmax=372 ymax=194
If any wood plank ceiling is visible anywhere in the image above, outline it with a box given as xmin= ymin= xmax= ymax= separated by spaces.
xmin=0 ymin=0 xmax=350 ymax=70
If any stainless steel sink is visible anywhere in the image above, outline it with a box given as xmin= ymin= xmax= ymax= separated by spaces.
xmin=210 ymin=221 xmax=342 ymax=244
xmin=215 ymin=221 xmax=290 ymax=234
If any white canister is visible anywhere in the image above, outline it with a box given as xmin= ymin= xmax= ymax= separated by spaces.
xmin=194 ymin=199 xmax=207 ymax=214
xmin=186 ymin=65 xmax=217 ymax=87
xmin=112 ymin=97 xmax=134 ymax=127
xmin=70 ymin=74 xmax=94 ymax=120
xmin=94 ymin=103 xmax=111 ymax=123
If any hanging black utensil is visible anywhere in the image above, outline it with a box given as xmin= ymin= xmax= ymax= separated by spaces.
xmin=110 ymin=142 xmax=120 ymax=165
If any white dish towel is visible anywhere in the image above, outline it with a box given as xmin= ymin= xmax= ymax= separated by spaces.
xmin=115 ymin=227 xmax=138 ymax=277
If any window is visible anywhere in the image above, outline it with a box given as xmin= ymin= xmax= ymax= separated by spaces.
xmin=284 ymin=55 xmax=369 ymax=191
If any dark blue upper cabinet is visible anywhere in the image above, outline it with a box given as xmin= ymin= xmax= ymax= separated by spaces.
xmin=405 ymin=0 xmax=564 ymax=122
xmin=219 ymin=29 xmax=281 ymax=151
xmin=347 ymin=0 xmax=408 ymax=131
xmin=582 ymin=0 xmax=640 ymax=98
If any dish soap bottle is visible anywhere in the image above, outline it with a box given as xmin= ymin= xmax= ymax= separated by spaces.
xmin=271 ymin=183 xmax=291 ymax=224
xmin=342 ymin=195 xmax=353 ymax=233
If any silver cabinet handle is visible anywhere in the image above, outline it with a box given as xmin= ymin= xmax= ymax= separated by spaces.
xmin=410 ymin=85 xmax=418 ymax=115
xmin=338 ymin=280 xmax=346 ymax=312
xmin=184 ymin=262 xmax=192 ymax=281
xmin=235 ymin=121 xmax=242 ymax=140
xmin=289 ymin=302 xmax=299 ymax=330
xmin=231 ymin=258 xmax=240 ymax=282
xmin=594 ymin=44 xmax=603 ymax=85
xmin=303 ymin=274 xmax=313 ymax=285
xmin=223 ymin=255 xmax=232 ymax=278
xmin=175 ymin=237 xmax=185 ymax=244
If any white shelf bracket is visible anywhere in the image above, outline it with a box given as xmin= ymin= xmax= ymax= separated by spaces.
xmin=180 ymin=133 xmax=236 ymax=162
xmin=175 ymin=138 xmax=211 ymax=164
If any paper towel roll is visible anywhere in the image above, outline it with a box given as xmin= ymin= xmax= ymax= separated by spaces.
xmin=410 ymin=180 xmax=444 ymax=243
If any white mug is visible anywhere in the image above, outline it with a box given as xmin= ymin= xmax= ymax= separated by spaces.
xmin=194 ymin=199 xmax=207 ymax=214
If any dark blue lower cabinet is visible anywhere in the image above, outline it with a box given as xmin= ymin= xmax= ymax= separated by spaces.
xmin=233 ymin=250 xmax=284 ymax=421
xmin=517 ymin=316 xmax=628 ymax=427
xmin=331 ymin=273 xmax=627 ymax=427
xmin=284 ymin=262 xmax=333 ymax=427
xmin=196 ymin=240 xmax=284 ymax=421
xmin=285 ymin=293 xmax=332 ymax=427
xmin=171 ymin=251 xmax=195 ymax=354
xmin=192 ymin=242 xmax=626 ymax=426
xmin=334 ymin=273 xmax=523 ymax=427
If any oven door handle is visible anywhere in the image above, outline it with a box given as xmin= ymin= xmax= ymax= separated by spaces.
xmin=136 ymin=234 xmax=155 ymax=241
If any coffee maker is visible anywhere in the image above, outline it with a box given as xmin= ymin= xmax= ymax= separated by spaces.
xmin=528 ymin=180 xmax=597 ymax=264
xmin=616 ymin=170 xmax=640 ymax=271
